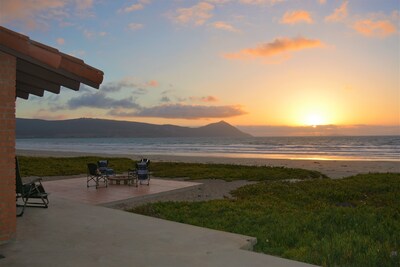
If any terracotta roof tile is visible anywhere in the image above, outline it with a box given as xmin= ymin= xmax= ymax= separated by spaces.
xmin=0 ymin=26 xmax=104 ymax=99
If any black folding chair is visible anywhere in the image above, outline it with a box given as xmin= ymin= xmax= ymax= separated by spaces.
xmin=16 ymin=157 xmax=49 ymax=217
xmin=87 ymin=163 xmax=108 ymax=189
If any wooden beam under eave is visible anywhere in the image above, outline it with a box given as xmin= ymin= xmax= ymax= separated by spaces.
xmin=16 ymin=82 xmax=45 ymax=97
xmin=17 ymin=71 xmax=61 ymax=94
xmin=16 ymin=90 xmax=29 ymax=99
xmin=17 ymin=59 xmax=80 ymax=91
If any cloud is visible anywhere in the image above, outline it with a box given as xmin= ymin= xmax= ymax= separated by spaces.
xmin=353 ymin=19 xmax=397 ymax=38
xmin=189 ymin=96 xmax=219 ymax=102
xmin=206 ymin=0 xmax=231 ymax=4
xmin=146 ymin=80 xmax=159 ymax=87
xmin=172 ymin=2 xmax=214 ymax=26
xmin=29 ymin=112 xmax=69 ymax=121
xmin=110 ymin=104 xmax=246 ymax=119
xmin=160 ymin=96 xmax=171 ymax=103
xmin=325 ymin=1 xmax=348 ymax=22
xmin=239 ymin=0 xmax=283 ymax=5
xmin=75 ymin=0 xmax=93 ymax=10
xmin=0 ymin=0 xmax=67 ymax=29
xmin=98 ymin=80 xmax=148 ymax=94
xmin=82 ymin=29 xmax=107 ymax=39
xmin=119 ymin=0 xmax=150 ymax=13
xmin=128 ymin=23 xmax=144 ymax=31
xmin=318 ymin=0 xmax=326 ymax=4
xmin=83 ymin=29 xmax=95 ymax=38
xmin=280 ymin=10 xmax=313 ymax=25
xmin=224 ymin=36 xmax=325 ymax=60
xmin=56 ymin=38 xmax=65 ymax=45
xmin=238 ymin=124 xmax=400 ymax=136
xmin=0 ymin=0 xmax=95 ymax=29
xmin=211 ymin=21 xmax=239 ymax=32
xmin=37 ymin=78 xmax=243 ymax=120
xmin=122 ymin=4 xmax=144 ymax=12
xmin=201 ymin=96 xmax=219 ymax=102
xmin=67 ymin=92 xmax=140 ymax=110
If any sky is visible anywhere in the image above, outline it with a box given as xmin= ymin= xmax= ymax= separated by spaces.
xmin=1 ymin=0 xmax=399 ymax=136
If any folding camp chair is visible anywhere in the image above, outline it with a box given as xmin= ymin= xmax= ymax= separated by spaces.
xmin=15 ymin=157 xmax=49 ymax=217
xmin=136 ymin=159 xmax=150 ymax=185
xmin=87 ymin=163 xmax=108 ymax=189
xmin=97 ymin=160 xmax=114 ymax=176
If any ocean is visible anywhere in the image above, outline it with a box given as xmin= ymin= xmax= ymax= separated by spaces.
xmin=16 ymin=136 xmax=400 ymax=161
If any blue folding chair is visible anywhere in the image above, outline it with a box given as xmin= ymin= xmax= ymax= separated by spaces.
xmin=97 ymin=160 xmax=114 ymax=176
xmin=135 ymin=159 xmax=150 ymax=185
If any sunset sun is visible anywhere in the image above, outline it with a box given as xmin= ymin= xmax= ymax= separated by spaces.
xmin=304 ymin=113 xmax=326 ymax=127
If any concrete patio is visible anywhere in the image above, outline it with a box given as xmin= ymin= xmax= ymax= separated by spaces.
xmin=42 ymin=176 xmax=202 ymax=206
xmin=1 ymin=177 xmax=317 ymax=267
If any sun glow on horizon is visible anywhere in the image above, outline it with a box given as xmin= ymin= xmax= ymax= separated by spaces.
xmin=288 ymin=103 xmax=335 ymax=127
xmin=304 ymin=113 xmax=326 ymax=127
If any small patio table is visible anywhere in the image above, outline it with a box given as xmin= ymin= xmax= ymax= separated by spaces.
xmin=107 ymin=173 xmax=137 ymax=187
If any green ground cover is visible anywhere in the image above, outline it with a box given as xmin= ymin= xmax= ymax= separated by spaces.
xmin=17 ymin=156 xmax=399 ymax=266
xmin=149 ymin=162 xmax=326 ymax=181
xmin=17 ymin=156 xmax=134 ymax=176
xmin=132 ymin=173 xmax=400 ymax=267
xmin=17 ymin=156 xmax=325 ymax=181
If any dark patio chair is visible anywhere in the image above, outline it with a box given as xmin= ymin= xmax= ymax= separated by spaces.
xmin=97 ymin=160 xmax=114 ymax=176
xmin=16 ymin=157 xmax=49 ymax=217
xmin=136 ymin=159 xmax=150 ymax=185
xmin=87 ymin=163 xmax=108 ymax=189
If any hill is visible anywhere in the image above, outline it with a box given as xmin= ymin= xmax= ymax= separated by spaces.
xmin=16 ymin=118 xmax=252 ymax=138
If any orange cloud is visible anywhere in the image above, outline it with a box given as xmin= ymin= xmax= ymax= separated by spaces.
xmin=224 ymin=37 xmax=325 ymax=60
xmin=0 ymin=0 xmax=66 ymax=28
xmin=189 ymin=96 xmax=219 ymax=102
xmin=280 ymin=10 xmax=313 ymax=25
xmin=353 ymin=19 xmax=397 ymax=38
xmin=239 ymin=0 xmax=282 ymax=5
xmin=0 ymin=0 xmax=96 ymax=29
xmin=202 ymin=96 xmax=218 ymax=102
xmin=119 ymin=0 xmax=150 ymax=13
xmin=173 ymin=2 xmax=214 ymax=26
xmin=325 ymin=1 xmax=348 ymax=22
xmin=211 ymin=21 xmax=239 ymax=32
xmin=56 ymin=38 xmax=65 ymax=45
xmin=146 ymin=80 xmax=159 ymax=87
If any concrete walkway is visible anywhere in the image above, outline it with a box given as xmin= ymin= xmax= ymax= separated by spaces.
xmin=1 ymin=183 xmax=318 ymax=266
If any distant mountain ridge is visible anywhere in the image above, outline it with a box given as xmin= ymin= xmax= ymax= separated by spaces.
xmin=16 ymin=118 xmax=252 ymax=138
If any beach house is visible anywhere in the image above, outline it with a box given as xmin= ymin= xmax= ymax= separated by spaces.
xmin=0 ymin=26 xmax=103 ymax=244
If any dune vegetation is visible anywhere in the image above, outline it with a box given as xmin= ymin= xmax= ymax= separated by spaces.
xmin=132 ymin=173 xmax=400 ymax=267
